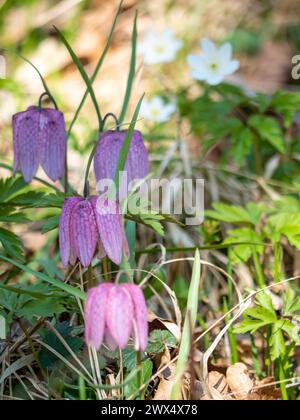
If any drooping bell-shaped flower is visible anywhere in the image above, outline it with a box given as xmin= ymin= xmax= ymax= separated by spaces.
xmin=13 ymin=104 xmax=66 ymax=183
xmin=59 ymin=196 xmax=129 ymax=268
xmin=84 ymin=283 xmax=148 ymax=351
xmin=93 ymin=130 xmax=149 ymax=192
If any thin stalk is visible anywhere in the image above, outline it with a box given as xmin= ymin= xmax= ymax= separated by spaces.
xmin=224 ymin=299 xmax=239 ymax=364
xmin=55 ymin=26 xmax=102 ymax=130
xmin=82 ymin=137 xmax=99 ymax=197
xmin=198 ymin=316 xmax=211 ymax=352
xmin=38 ymin=92 xmax=58 ymax=110
xmin=2 ymin=48 xmax=54 ymax=105
xmin=79 ymin=375 xmax=87 ymax=400
xmin=137 ymin=351 xmax=143 ymax=400
xmin=83 ymin=112 xmax=120 ymax=197
xmin=18 ymin=319 xmax=47 ymax=381
xmin=266 ymin=326 xmax=273 ymax=376
xmin=274 ymin=242 xmax=282 ymax=284
xmin=101 ymin=112 xmax=120 ymax=132
xmin=102 ymin=258 xmax=111 ymax=282
xmin=119 ymin=349 xmax=124 ymax=400
xmin=119 ymin=11 xmax=137 ymax=124
xmin=87 ymin=265 xmax=94 ymax=289
xmin=279 ymin=359 xmax=289 ymax=401
xmin=66 ymin=0 xmax=124 ymax=139
xmin=135 ymin=242 xmax=270 ymax=255
xmin=252 ymin=248 xmax=266 ymax=288
xmin=252 ymin=133 xmax=262 ymax=176
xmin=250 ymin=335 xmax=263 ymax=379
xmin=64 ymin=153 xmax=69 ymax=194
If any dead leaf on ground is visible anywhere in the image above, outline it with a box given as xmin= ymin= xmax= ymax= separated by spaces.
xmin=200 ymin=371 xmax=232 ymax=400
xmin=249 ymin=377 xmax=282 ymax=400
xmin=226 ymin=363 xmax=253 ymax=400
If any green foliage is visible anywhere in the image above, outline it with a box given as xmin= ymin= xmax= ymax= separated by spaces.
xmin=147 ymin=329 xmax=178 ymax=353
xmin=173 ymin=275 xmax=190 ymax=309
xmin=0 ymin=283 xmax=67 ymax=324
xmin=179 ymin=85 xmax=300 ymax=178
xmin=124 ymin=359 xmax=153 ymax=399
xmin=206 ymin=198 xmax=300 ymax=265
xmin=225 ymin=29 xmax=261 ymax=55
xmin=39 ymin=322 xmax=83 ymax=369
xmin=248 ymin=115 xmax=285 ymax=154
xmin=234 ymin=292 xmax=299 ymax=361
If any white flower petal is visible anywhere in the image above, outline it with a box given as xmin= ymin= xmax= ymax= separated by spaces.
xmin=187 ymin=54 xmax=204 ymax=68
xmin=189 ymin=39 xmax=239 ymax=84
xmin=222 ymin=59 xmax=240 ymax=76
xmin=201 ymin=38 xmax=217 ymax=56
xmin=218 ymin=43 xmax=232 ymax=61
xmin=141 ymin=96 xmax=175 ymax=123
xmin=138 ymin=29 xmax=182 ymax=65
xmin=206 ymin=73 xmax=225 ymax=85
xmin=190 ymin=69 xmax=209 ymax=81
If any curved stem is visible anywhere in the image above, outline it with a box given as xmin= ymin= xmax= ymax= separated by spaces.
xmin=2 ymin=48 xmax=54 ymax=102
xmin=137 ymin=351 xmax=144 ymax=400
xmin=82 ymin=139 xmax=99 ymax=197
xmin=82 ymin=113 xmax=120 ymax=196
xmin=83 ymin=180 xmax=90 ymax=199
xmin=38 ymin=91 xmax=58 ymax=110
xmin=101 ymin=112 xmax=120 ymax=131
xmin=87 ymin=264 xmax=94 ymax=289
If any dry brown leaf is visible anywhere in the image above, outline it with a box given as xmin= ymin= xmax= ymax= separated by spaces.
xmin=200 ymin=371 xmax=232 ymax=400
xmin=153 ymin=362 xmax=177 ymax=400
xmin=226 ymin=363 xmax=253 ymax=400
xmin=148 ymin=311 xmax=181 ymax=342
xmin=249 ymin=378 xmax=282 ymax=400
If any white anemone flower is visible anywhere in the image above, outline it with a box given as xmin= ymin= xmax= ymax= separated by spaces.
xmin=141 ymin=97 xmax=176 ymax=123
xmin=138 ymin=29 xmax=183 ymax=65
xmin=187 ymin=39 xmax=240 ymax=85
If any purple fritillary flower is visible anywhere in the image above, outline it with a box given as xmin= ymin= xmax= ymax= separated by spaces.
xmin=84 ymin=283 xmax=148 ymax=351
xmin=85 ymin=283 xmax=113 ymax=349
xmin=59 ymin=196 xmax=129 ymax=267
xmin=123 ymin=283 xmax=149 ymax=351
xmin=13 ymin=106 xmax=66 ymax=183
xmin=93 ymin=130 xmax=149 ymax=190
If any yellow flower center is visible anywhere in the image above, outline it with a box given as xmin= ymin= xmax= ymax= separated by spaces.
xmin=150 ymin=107 xmax=161 ymax=117
xmin=154 ymin=44 xmax=167 ymax=55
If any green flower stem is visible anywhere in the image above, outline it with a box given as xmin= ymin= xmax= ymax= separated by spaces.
xmin=274 ymin=242 xmax=282 ymax=284
xmin=137 ymin=351 xmax=144 ymax=400
xmin=252 ymin=247 xmax=266 ymax=288
xmin=223 ymin=298 xmax=239 ymax=364
xmin=279 ymin=359 xmax=289 ymax=401
xmin=252 ymin=133 xmax=263 ymax=176
xmin=83 ymin=139 xmax=98 ymax=197
xmin=87 ymin=264 xmax=94 ymax=289
xmin=250 ymin=335 xmax=263 ymax=379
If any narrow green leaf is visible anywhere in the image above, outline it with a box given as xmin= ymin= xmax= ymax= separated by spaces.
xmin=172 ymin=250 xmax=201 ymax=399
xmin=0 ymin=255 xmax=86 ymax=301
xmin=270 ymin=326 xmax=285 ymax=361
xmin=119 ymin=11 xmax=137 ymax=124
xmin=1 ymin=49 xmax=56 ymax=107
xmin=55 ymin=26 xmax=102 ymax=129
xmin=0 ymin=283 xmax=51 ymax=299
xmin=115 ymin=94 xmax=144 ymax=189
xmin=67 ymin=0 xmax=124 ymax=137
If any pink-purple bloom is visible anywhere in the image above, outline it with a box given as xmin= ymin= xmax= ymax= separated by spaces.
xmin=93 ymin=130 xmax=149 ymax=189
xmin=59 ymin=196 xmax=129 ymax=267
xmin=13 ymin=106 xmax=66 ymax=183
xmin=84 ymin=283 xmax=148 ymax=351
